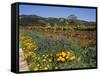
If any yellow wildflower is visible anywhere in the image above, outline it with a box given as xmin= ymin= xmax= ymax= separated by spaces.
xmin=46 ymin=54 xmax=49 ymax=57
xmin=66 ymin=51 xmax=71 ymax=57
xmin=57 ymin=58 xmax=60 ymax=61
xmin=43 ymin=55 xmax=45 ymax=57
xmin=28 ymin=51 xmax=32 ymax=55
xmin=47 ymin=65 xmax=50 ymax=67
xmin=34 ymin=47 xmax=38 ymax=50
xmin=44 ymin=67 xmax=48 ymax=70
xmin=37 ymin=64 xmax=40 ymax=67
xmin=43 ymin=59 xmax=46 ymax=62
xmin=44 ymin=56 xmax=47 ymax=59
xmin=57 ymin=56 xmax=65 ymax=62
xmin=66 ymin=56 xmax=69 ymax=59
xmin=20 ymin=36 xmax=26 ymax=40
xmin=60 ymin=57 xmax=65 ymax=62
xmin=69 ymin=56 xmax=76 ymax=61
xmin=59 ymin=56 xmax=63 ymax=60
xmin=56 ymin=53 xmax=60 ymax=57
xmin=50 ymin=53 xmax=53 ymax=56
xmin=55 ymin=67 xmax=58 ymax=69
xmin=27 ymin=44 xmax=34 ymax=50
xmin=37 ymin=57 xmax=40 ymax=60
xmin=48 ymin=59 xmax=52 ymax=62
xmin=61 ymin=52 xmax=66 ymax=57
xmin=33 ymin=67 xmax=39 ymax=71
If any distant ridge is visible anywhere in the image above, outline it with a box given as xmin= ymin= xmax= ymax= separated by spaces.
xmin=19 ymin=15 xmax=96 ymax=26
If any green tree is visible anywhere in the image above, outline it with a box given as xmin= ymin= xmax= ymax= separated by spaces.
xmin=67 ymin=14 xmax=78 ymax=26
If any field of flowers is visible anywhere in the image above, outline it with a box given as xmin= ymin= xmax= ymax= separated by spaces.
xmin=19 ymin=29 xmax=96 ymax=71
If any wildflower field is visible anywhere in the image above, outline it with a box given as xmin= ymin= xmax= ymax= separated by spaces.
xmin=19 ymin=27 xmax=96 ymax=71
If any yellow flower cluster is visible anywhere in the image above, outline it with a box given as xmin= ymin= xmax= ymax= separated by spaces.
xmin=20 ymin=35 xmax=38 ymax=50
xmin=33 ymin=66 xmax=49 ymax=71
xmin=32 ymin=54 xmax=53 ymax=71
xmin=23 ymin=50 xmax=33 ymax=59
xmin=20 ymin=35 xmax=38 ymax=60
xmin=56 ymin=51 xmax=76 ymax=62
xmin=44 ymin=54 xmax=53 ymax=62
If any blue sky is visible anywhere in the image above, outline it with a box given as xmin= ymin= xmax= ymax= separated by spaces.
xmin=19 ymin=4 xmax=96 ymax=22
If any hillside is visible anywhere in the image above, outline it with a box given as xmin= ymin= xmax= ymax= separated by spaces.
xmin=19 ymin=15 xmax=96 ymax=26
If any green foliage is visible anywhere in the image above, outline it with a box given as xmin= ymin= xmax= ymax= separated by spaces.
xmin=82 ymin=46 xmax=96 ymax=67
xmin=67 ymin=14 xmax=78 ymax=26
